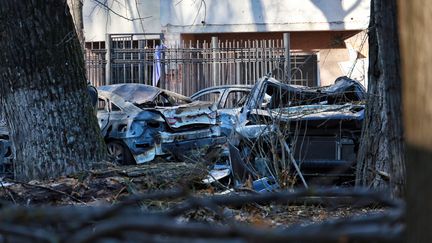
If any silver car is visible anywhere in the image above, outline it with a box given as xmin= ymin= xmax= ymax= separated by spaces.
xmin=97 ymin=84 xmax=225 ymax=164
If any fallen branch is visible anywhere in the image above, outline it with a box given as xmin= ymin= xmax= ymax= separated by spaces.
xmin=166 ymin=187 xmax=402 ymax=217
xmin=0 ymin=162 xmax=207 ymax=205
xmin=67 ymin=210 xmax=404 ymax=243
xmin=0 ymin=187 xmax=405 ymax=242
xmin=11 ymin=180 xmax=85 ymax=204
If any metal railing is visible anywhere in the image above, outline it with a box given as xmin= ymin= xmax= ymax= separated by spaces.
xmin=86 ymin=34 xmax=318 ymax=96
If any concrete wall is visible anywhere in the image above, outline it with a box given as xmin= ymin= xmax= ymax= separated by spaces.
xmin=83 ymin=0 xmax=370 ymax=42
xmin=316 ymin=31 xmax=368 ymax=87
xmin=82 ymin=0 xmax=369 ymax=87
xmin=83 ymin=0 xmax=161 ymax=41
xmin=161 ymin=0 xmax=370 ymax=36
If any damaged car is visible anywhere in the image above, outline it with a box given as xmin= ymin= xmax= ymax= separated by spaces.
xmin=97 ymin=83 xmax=226 ymax=165
xmin=227 ymin=75 xmax=366 ymax=188
xmin=191 ymin=85 xmax=252 ymax=109
xmin=191 ymin=85 xmax=254 ymax=137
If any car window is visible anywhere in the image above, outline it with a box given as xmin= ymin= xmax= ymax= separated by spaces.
xmin=162 ymin=93 xmax=189 ymax=106
xmin=260 ymin=84 xmax=294 ymax=109
xmin=154 ymin=94 xmax=172 ymax=106
xmin=111 ymin=102 xmax=121 ymax=111
xmin=97 ymin=98 xmax=107 ymax=111
xmin=194 ymin=91 xmax=221 ymax=104
xmin=223 ymin=91 xmax=250 ymax=109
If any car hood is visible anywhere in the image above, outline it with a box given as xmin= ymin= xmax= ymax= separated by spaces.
xmin=99 ymin=89 xmax=218 ymax=129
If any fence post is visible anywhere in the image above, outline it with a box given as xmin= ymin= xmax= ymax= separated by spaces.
xmin=283 ymin=33 xmax=291 ymax=83
xmin=105 ymin=34 xmax=112 ymax=85
xmin=212 ymin=36 xmax=218 ymax=87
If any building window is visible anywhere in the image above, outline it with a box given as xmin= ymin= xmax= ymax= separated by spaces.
xmin=290 ymin=54 xmax=318 ymax=87
xmin=273 ymin=54 xmax=318 ymax=87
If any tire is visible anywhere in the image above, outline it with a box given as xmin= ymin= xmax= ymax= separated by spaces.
xmin=106 ymin=140 xmax=135 ymax=165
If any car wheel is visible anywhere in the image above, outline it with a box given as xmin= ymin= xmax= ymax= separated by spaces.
xmin=106 ymin=140 xmax=134 ymax=165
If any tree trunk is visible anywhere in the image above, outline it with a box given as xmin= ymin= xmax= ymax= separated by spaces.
xmin=355 ymin=0 xmax=405 ymax=198
xmin=68 ymin=0 xmax=85 ymax=50
xmin=398 ymin=0 xmax=432 ymax=241
xmin=0 ymin=0 xmax=107 ymax=181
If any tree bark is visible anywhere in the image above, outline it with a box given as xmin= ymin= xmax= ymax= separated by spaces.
xmin=398 ymin=0 xmax=432 ymax=241
xmin=68 ymin=0 xmax=85 ymax=50
xmin=0 ymin=0 xmax=107 ymax=181
xmin=355 ymin=0 xmax=405 ymax=198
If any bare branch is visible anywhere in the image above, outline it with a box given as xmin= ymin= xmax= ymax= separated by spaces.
xmin=0 ymin=187 xmax=404 ymax=242
xmin=91 ymin=0 xmax=152 ymax=22
xmin=68 ymin=210 xmax=404 ymax=243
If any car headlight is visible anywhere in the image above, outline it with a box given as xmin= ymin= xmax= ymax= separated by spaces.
xmin=129 ymin=120 xmax=146 ymax=137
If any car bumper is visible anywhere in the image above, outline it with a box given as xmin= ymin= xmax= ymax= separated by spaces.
xmin=161 ymin=136 xmax=226 ymax=156
xmin=132 ymin=126 xmax=225 ymax=164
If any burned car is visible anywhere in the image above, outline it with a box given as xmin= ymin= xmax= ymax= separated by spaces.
xmin=191 ymin=85 xmax=253 ymax=137
xmin=227 ymin=76 xmax=366 ymax=187
xmin=97 ymin=83 xmax=225 ymax=164
xmin=191 ymin=85 xmax=252 ymax=109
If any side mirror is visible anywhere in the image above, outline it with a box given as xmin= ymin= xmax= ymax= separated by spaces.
xmin=87 ymin=84 xmax=98 ymax=108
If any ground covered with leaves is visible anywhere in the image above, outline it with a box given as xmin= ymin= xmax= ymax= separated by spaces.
xmin=0 ymin=162 xmax=402 ymax=242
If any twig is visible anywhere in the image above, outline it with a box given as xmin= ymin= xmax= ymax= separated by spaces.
xmin=91 ymin=0 xmax=152 ymax=22
xmin=112 ymin=186 xmax=127 ymax=202
xmin=282 ymin=139 xmax=308 ymax=188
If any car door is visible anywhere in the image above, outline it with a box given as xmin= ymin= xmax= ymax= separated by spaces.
xmin=220 ymin=88 xmax=251 ymax=109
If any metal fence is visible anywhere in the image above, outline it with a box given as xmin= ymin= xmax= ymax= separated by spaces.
xmin=86 ymin=34 xmax=318 ymax=96
xmin=85 ymin=42 xmax=106 ymax=87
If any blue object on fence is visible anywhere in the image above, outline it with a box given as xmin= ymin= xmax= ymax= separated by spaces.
xmin=152 ymin=45 xmax=163 ymax=87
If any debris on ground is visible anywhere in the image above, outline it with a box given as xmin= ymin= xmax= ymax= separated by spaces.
xmin=0 ymin=179 xmax=404 ymax=242
xmin=0 ymin=161 xmax=207 ymax=205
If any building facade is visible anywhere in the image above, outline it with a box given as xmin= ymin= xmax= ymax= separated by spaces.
xmin=83 ymin=0 xmax=370 ymax=93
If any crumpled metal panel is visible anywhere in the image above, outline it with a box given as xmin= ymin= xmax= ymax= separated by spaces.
xmin=158 ymin=102 xmax=218 ymax=129
xmin=98 ymin=83 xmax=191 ymax=106
xmin=320 ymin=76 xmax=367 ymax=101
xmin=264 ymin=104 xmax=365 ymax=121
xmin=98 ymin=89 xmax=217 ymax=129
xmin=235 ymin=124 xmax=273 ymax=140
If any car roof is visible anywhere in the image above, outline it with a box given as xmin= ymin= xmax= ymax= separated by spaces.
xmin=190 ymin=85 xmax=253 ymax=99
